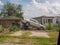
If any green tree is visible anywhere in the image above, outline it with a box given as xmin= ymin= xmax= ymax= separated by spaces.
xmin=15 ymin=5 xmax=23 ymax=18
xmin=0 ymin=2 xmax=23 ymax=18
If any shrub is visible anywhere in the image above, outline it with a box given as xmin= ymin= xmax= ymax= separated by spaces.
xmin=0 ymin=25 xmax=4 ymax=32
xmin=55 ymin=26 xmax=60 ymax=31
xmin=9 ymin=25 xmax=20 ymax=32
xmin=45 ymin=23 xmax=54 ymax=30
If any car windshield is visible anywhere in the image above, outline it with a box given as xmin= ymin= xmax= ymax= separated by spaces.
xmin=30 ymin=19 xmax=39 ymax=23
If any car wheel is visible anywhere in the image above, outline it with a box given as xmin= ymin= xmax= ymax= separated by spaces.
xmin=26 ymin=22 xmax=30 ymax=26
xmin=39 ymin=27 xmax=45 ymax=30
xmin=37 ymin=27 xmax=45 ymax=30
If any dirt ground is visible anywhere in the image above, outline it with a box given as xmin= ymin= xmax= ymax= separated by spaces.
xmin=0 ymin=43 xmax=25 ymax=45
xmin=10 ymin=30 xmax=49 ymax=38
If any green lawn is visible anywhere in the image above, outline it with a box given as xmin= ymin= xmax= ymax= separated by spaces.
xmin=0 ymin=31 xmax=59 ymax=45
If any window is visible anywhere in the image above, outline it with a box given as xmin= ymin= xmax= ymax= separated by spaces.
xmin=30 ymin=19 xmax=38 ymax=23
xmin=56 ymin=20 xmax=58 ymax=24
xmin=48 ymin=19 xmax=53 ymax=23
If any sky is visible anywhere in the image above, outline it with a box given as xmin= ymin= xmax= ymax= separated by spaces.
xmin=0 ymin=0 xmax=60 ymax=19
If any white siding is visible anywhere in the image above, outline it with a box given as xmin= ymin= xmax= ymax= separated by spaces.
xmin=42 ymin=17 xmax=54 ymax=24
xmin=53 ymin=18 xmax=56 ymax=25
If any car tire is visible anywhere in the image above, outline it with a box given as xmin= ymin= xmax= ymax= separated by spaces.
xmin=37 ymin=27 xmax=45 ymax=30
xmin=26 ymin=22 xmax=30 ymax=26
xmin=40 ymin=27 xmax=45 ymax=30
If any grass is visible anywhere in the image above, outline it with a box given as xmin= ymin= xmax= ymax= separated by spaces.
xmin=33 ymin=31 xmax=58 ymax=45
xmin=0 ymin=31 xmax=59 ymax=45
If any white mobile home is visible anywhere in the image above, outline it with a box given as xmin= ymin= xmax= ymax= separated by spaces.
xmin=33 ymin=15 xmax=60 ymax=25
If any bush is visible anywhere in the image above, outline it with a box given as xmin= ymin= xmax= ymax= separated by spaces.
xmin=0 ymin=25 xmax=4 ymax=32
xmin=54 ymin=26 xmax=60 ymax=31
xmin=9 ymin=25 xmax=20 ymax=32
xmin=45 ymin=23 xmax=54 ymax=30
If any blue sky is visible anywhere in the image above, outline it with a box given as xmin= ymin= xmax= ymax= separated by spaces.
xmin=0 ymin=0 xmax=60 ymax=19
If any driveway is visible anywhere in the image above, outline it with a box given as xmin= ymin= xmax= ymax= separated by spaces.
xmin=10 ymin=30 xmax=50 ymax=38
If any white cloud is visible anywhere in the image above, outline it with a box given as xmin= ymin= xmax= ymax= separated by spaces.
xmin=23 ymin=0 xmax=60 ymax=19
xmin=32 ymin=0 xmax=60 ymax=14
xmin=0 ymin=1 xmax=4 ymax=6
